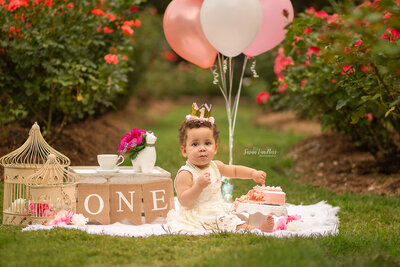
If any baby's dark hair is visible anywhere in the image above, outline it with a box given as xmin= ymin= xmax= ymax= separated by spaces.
xmin=179 ymin=120 xmax=219 ymax=146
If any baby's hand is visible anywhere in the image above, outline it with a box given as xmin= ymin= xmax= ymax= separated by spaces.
xmin=196 ymin=172 xmax=211 ymax=190
xmin=252 ymin=170 xmax=266 ymax=185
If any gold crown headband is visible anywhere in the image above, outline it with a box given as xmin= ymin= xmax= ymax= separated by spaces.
xmin=186 ymin=103 xmax=215 ymax=124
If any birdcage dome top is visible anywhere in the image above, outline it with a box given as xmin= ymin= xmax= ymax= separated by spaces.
xmin=0 ymin=122 xmax=70 ymax=168
xmin=26 ymin=154 xmax=79 ymax=185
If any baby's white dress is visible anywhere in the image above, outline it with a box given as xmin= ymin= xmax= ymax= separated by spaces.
xmin=165 ymin=160 xmax=245 ymax=232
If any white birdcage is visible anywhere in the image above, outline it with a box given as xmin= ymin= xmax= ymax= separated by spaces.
xmin=0 ymin=122 xmax=70 ymax=225
xmin=26 ymin=154 xmax=79 ymax=225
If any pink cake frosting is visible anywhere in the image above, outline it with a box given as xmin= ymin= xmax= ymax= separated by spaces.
xmin=234 ymin=185 xmax=286 ymax=206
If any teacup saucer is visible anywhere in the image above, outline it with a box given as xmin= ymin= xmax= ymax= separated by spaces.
xmin=96 ymin=168 xmax=120 ymax=173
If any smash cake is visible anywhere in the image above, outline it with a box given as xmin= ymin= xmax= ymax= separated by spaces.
xmin=234 ymin=185 xmax=288 ymax=217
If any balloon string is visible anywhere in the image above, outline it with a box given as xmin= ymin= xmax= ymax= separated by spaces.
xmin=232 ymin=56 xmax=248 ymax=137
xmin=223 ymin=58 xmax=228 ymax=73
xmin=217 ymin=53 xmax=228 ymax=101
xmin=250 ymin=58 xmax=259 ymax=78
xmin=228 ymin=57 xmax=233 ymax=114
xmin=210 ymin=66 xmax=219 ymax=85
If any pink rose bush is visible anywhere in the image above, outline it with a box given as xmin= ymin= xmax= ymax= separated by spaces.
xmin=260 ymin=0 xmax=400 ymax=172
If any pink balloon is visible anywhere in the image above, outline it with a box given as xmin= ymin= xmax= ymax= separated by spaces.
xmin=163 ymin=0 xmax=218 ymax=68
xmin=243 ymin=0 xmax=294 ymax=57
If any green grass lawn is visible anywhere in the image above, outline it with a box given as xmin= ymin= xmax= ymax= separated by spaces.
xmin=1 ymin=103 xmax=399 ymax=266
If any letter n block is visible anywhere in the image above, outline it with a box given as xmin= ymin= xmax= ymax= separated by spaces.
xmin=109 ymin=184 xmax=142 ymax=225
xmin=77 ymin=184 xmax=110 ymax=225
xmin=142 ymin=180 xmax=174 ymax=223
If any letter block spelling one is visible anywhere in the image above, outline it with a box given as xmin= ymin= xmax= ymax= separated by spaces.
xmin=71 ymin=166 xmax=174 ymax=225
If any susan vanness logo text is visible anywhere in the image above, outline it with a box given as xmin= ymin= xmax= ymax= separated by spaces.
xmin=244 ymin=147 xmax=279 ymax=157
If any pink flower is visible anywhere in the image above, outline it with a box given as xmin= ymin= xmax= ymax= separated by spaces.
xmin=381 ymin=28 xmax=399 ymax=42
xmin=44 ymin=0 xmax=52 ymax=8
xmin=341 ymin=65 xmax=355 ymax=75
xmin=104 ymin=54 xmax=118 ymax=64
xmin=331 ymin=79 xmax=337 ymax=84
xmin=49 ymin=210 xmax=74 ymax=225
xmin=300 ymin=79 xmax=307 ymax=88
xmin=303 ymin=27 xmax=312 ymax=34
xmin=150 ymin=8 xmax=157 ymax=15
xmin=103 ymin=27 xmax=114 ymax=34
xmin=8 ymin=26 xmax=20 ymax=37
xmin=293 ymin=36 xmax=303 ymax=42
xmin=344 ymin=47 xmax=351 ymax=54
xmin=123 ymin=20 xmax=135 ymax=27
xmin=277 ymin=74 xmax=285 ymax=82
xmin=134 ymin=19 xmax=141 ymax=27
xmin=103 ymin=13 xmax=116 ymax=21
xmin=365 ymin=113 xmax=373 ymax=122
xmin=162 ymin=51 xmax=178 ymax=62
xmin=327 ymin=13 xmax=340 ymax=24
xmin=278 ymin=83 xmax=288 ymax=94
xmin=383 ymin=11 xmax=391 ymax=23
xmin=306 ymin=7 xmax=315 ymax=14
xmin=274 ymin=217 xmax=287 ymax=231
xmin=307 ymin=46 xmax=320 ymax=56
xmin=274 ymin=51 xmax=294 ymax=75
xmin=354 ymin=39 xmax=363 ymax=47
xmin=282 ymin=9 xmax=289 ymax=18
xmin=286 ymin=215 xmax=301 ymax=224
xmin=130 ymin=6 xmax=139 ymax=12
xmin=122 ymin=55 xmax=127 ymax=61
xmin=256 ymin=91 xmax=270 ymax=105
xmin=314 ymin=11 xmax=328 ymax=19
xmin=43 ymin=209 xmax=55 ymax=217
xmin=122 ymin=25 xmax=133 ymax=36
xmin=361 ymin=65 xmax=371 ymax=73
xmin=119 ymin=128 xmax=146 ymax=152
xmin=91 ymin=9 xmax=104 ymax=16
xmin=7 ymin=0 xmax=29 ymax=12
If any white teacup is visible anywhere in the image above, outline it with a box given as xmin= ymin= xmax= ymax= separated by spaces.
xmin=97 ymin=154 xmax=124 ymax=170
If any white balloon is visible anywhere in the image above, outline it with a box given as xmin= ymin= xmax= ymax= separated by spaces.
xmin=200 ymin=0 xmax=262 ymax=57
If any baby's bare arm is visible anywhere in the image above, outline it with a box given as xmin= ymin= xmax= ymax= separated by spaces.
xmin=214 ymin=160 xmax=266 ymax=184
xmin=175 ymin=170 xmax=210 ymax=207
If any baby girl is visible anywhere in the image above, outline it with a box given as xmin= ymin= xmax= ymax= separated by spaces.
xmin=166 ymin=103 xmax=274 ymax=233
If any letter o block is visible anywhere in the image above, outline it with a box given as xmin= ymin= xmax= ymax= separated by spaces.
xmin=77 ymin=184 xmax=110 ymax=225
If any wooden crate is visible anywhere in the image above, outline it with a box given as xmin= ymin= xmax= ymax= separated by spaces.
xmin=69 ymin=166 xmax=174 ymax=225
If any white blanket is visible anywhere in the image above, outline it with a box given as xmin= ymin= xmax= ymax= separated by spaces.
xmin=22 ymin=201 xmax=339 ymax=238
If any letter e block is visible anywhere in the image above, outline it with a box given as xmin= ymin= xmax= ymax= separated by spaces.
xmin=110 ymin=184 xmax=142 ymax=225
xmin=142 ymin=180 xmax=174 ymax=223
xmin=77 ymin=184 xmax=110 ymax=225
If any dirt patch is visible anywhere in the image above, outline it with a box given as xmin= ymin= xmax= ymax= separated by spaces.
xmin=255 ymin=111 xmax=399 ymax=196
xmin=255 ymin=111 xmax=321 ymax=136
xmin=0 ymin=98 xmax=175 ymax=178
xmin=289 ymin=132 xmax=400 ymax=197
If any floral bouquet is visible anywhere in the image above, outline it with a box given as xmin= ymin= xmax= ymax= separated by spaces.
xmin=118 ymin=128 xmax=150 ymax=160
